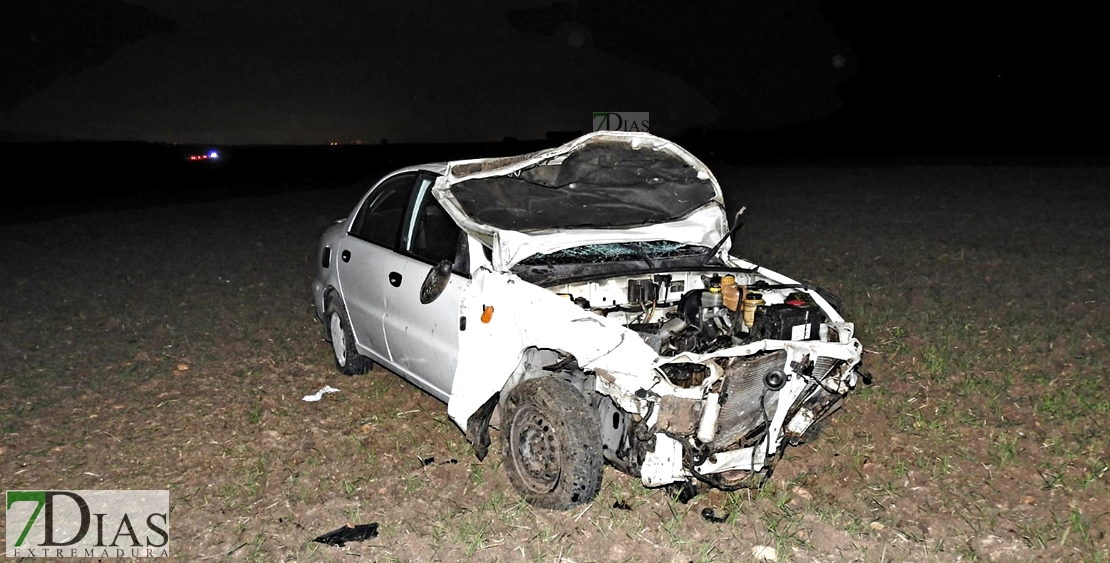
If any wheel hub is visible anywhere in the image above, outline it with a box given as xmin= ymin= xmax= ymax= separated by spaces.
xmin=511 ymin=405 xmax=562 ymax=493
xmin=330 ymin=313 xmax=346 ymax=365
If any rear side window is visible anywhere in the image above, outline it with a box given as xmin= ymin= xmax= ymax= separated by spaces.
xmin=349 ymin=174 xmax=416 ymax=247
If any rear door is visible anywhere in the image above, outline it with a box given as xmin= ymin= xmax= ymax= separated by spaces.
xmin=335 ymin=172 xmax=417 ymax=364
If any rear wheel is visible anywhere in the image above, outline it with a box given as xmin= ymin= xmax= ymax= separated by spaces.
xmin=501 ymin=377 xmax=603 ymax=509
xmin=324 ymin=297 xmax=372 ymax=375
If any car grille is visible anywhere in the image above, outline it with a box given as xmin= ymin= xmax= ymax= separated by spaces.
xmin=709 ymin=350 xmax=787 ymax=449
xmin=812 ymin=355 xmax=840 ymax=382
xmin=708 ymin=352 xmax=843 ymax=450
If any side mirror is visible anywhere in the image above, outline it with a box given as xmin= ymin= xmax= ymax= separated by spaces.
xmin=419 ymin=259 xmax=453 ymax=304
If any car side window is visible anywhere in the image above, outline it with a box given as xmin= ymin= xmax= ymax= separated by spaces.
xmin=349 ymin=173 xmax=416 ymax=247
xmin=406 ymin=177 xmax=468 ymax=273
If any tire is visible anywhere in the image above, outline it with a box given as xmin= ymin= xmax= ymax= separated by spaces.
xmin=500 ymin=377 xmax=603 ymax=509
xmin=324 ymin=297 xmax=372 ymax=376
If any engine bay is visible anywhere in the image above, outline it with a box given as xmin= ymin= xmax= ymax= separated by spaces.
xmin=549 ymin=271 xmax=836 ymax=365
xmin=540 ymin=269 xmax=860 ymax=488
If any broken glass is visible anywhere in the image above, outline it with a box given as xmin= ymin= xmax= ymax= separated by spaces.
xmin=518 ymin=241 xmax=708 ymax=266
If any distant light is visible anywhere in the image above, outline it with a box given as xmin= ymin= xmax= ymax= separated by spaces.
xmin=188 ymin=151 xmax=218 ymax=162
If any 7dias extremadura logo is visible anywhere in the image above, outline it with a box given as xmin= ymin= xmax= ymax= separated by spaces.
xmin=6 ymin=490 xmax=169 ymax=558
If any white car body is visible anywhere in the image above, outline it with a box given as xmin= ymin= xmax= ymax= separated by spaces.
xmin=312 ymin=131 xmax=865 ymax=506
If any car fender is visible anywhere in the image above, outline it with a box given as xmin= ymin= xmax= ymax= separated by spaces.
xmin=312 ymin=221 xmax=347 ymax=321
xmin=446 ymin=268 xmax=659 ymax=439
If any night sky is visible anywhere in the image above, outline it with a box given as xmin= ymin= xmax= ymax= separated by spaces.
xmin=2 ymin=1 xmax=1106 ymax=154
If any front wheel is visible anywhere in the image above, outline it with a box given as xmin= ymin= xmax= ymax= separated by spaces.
xmin=500 ymin=377 xmax=603 ymax=509
xmin=324 ymin=297 xmax=372 ymax=376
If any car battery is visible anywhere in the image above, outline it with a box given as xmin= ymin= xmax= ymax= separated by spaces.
xmin=751 ymin=303 xmax=823 ymax=341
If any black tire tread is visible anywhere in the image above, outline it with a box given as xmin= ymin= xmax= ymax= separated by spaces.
xmin=500 ymin=377 xmax=603 ymax=510
xmin=325 ymin=298 xmax=373 ymax=376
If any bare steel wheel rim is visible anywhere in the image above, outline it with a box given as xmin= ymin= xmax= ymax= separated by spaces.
xmin=510 ymin=404 xmax=562 ymax=494
xmin=330 ymin=313 xmax=347 ymax=366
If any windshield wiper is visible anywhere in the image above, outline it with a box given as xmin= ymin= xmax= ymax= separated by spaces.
xmin=631 ymin=244 xmax=656 ymax=269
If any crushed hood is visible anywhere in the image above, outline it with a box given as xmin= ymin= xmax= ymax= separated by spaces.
xmin=433 ymin=131 xmax=730 ymax=270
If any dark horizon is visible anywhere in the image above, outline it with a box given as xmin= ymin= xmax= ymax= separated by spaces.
xmin=4 ymin=131 xmax=1108 ymax=227
xmin=4 ymin=1 xmax=1108 ymax=153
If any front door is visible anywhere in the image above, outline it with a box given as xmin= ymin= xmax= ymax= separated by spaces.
xmin=381 ymin=176 xmax=468 ymax=401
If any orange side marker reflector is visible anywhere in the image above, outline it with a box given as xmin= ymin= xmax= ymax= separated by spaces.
xmin=481 ymin=306 xmax=494 ymax=324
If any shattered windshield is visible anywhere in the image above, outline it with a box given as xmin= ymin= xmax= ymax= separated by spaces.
xmin=449 ymin=141 xmax=716 ymax=231
xmin=518 ymin=241 xmax=709 ymax=266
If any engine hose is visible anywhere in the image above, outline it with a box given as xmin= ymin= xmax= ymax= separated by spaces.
xmin=634 ymin=401 xmax=656 ymax=442
xmin=712 ymin=315 xmax=730 ymax=335
xmin=665 ymin=431 xmax=708 ymax=466
xmin=662 ymin=431 xmax=762 ymax=491
xmin=759 ymin=390 xmax=773 ymax=462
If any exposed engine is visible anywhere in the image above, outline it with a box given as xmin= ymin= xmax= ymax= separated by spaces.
xmin=621 ymin=273 xmax=829 ymax=360
xmin=549 ymin=270 xmax=860 ymax=490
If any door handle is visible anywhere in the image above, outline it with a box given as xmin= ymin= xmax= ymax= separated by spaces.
xmin=341 ymin=249 xmax=351 ymax=263
xmin=388 ymin=272 xmax=402 ymax=287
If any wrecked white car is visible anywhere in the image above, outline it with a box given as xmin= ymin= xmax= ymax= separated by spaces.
xmin=311 ymin=131 xmax=866 ymax=509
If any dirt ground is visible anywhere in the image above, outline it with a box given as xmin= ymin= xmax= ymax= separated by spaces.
xmin=2 ymin=160 xmax=1108 ymax=562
